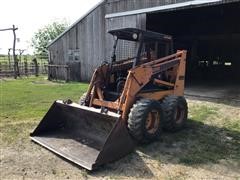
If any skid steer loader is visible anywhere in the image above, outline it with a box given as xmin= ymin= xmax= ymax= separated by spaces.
xmin=31 ymin=28 xmax=188 ymax=170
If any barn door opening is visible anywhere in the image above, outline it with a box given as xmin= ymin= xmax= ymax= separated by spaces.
xmin=146 ymin=2 xmax=240 ymax=102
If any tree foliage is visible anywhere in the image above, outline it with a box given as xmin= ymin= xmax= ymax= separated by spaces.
xmin=31 ymin=21 xmax=68 ymax=55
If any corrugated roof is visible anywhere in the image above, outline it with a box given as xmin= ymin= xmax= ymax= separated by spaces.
xmin=105 ymin=0 xmax=222 ymax=19
xmin=47 ymin=0 xmax=105 ymax=48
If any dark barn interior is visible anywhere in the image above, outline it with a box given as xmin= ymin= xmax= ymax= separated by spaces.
xmin=147 ymin=2 xmax=240 ymax=86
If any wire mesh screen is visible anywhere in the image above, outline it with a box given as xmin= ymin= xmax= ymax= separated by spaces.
xmin=115 ymin=40 xmax=138 ymax=61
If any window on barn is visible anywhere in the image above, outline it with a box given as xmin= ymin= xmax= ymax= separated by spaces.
xmin=68 ymin=49 xmax=80 ymax=61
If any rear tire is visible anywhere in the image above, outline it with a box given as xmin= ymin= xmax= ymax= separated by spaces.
xmin=161 ymin=96 xmax=188 ymax=132
xmin=128 ymin=99 xmax=163 ymax=144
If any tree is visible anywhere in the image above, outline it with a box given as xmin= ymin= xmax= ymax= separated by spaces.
xmin=31 ymin=21 xmax=68 ymax=56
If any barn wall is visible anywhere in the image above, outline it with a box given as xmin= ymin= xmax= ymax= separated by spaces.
xmin=48 ymin=0 xmax=194 ymax=81
xmin=49 ymin=3 xmax=106 ymax=81
xmin=76 ymin=4 xmax=106 ymax=81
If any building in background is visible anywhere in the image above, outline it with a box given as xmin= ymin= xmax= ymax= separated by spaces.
xmin=47 ymin=0 xmax=240 ymax=84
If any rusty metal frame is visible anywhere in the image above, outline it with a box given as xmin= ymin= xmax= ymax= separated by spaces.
xmin=85 ymin=50 xmax=187 ymax=121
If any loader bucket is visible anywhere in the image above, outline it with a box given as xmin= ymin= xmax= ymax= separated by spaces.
xmin=30 ymin=100 xmax=135 ymax=170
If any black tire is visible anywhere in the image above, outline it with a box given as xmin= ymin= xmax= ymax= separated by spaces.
xmin=161 ymin=96 xmax=188 ymax=132
xmin=128 ymin=99 xmax=163 ymax=144
xmin=79 ymin=92 xmax=91 ymax=105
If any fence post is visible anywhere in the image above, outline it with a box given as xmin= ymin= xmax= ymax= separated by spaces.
xmin=24 ymin=61 xmax=28 ymax=76
xmin=16 ymin=59 xmax=20 ymax=77
xmin=8 ymin=49 xmax=11 ymax=70
xmin=33 ymin=58 xmax=39 ymax=77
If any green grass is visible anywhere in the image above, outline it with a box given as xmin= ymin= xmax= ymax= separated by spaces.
xmin=139 ymin=100 xmax=240 ymax=167
xmin=178 ymin=101 xmax=240 ymax=165
xmin=188 ymin=105 xmax=218 ymax=122
xmin=0 ymin=76 xmax=88 ymax=144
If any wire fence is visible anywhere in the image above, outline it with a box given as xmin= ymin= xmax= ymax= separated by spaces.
xmin=0 ymin=55 xmax=48 ymax=78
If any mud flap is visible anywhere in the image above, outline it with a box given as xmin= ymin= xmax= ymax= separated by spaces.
xmin=30 ymin=101 xmax=135 ymax=170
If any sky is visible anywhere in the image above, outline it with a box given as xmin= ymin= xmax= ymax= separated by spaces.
xmin=0 ymin=0 xmax=102 ymax=54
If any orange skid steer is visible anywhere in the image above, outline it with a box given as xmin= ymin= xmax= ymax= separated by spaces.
xmin=30 ymin=28 xmax=188 ymax=170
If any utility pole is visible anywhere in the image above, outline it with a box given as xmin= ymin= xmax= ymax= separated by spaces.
xmin=0 ymin=25 xmax=18 ymax=78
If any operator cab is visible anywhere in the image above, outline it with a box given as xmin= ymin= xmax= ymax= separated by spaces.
xmin=108 ymin=28 xmax=174 ymax=66
xmin=105 ymin=28 xmax=174 ymax=100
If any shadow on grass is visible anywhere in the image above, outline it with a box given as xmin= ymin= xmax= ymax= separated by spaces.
xmin=139 ymin=119 xmax=240 ymax=166
xmin=92 ymin=119 xmax=239 ymax=177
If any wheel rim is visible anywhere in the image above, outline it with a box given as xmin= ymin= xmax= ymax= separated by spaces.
xmin=145 ymin=110 xmax=160 ymax=134
xmin=175 ymin=106 xmax=185 ymax=124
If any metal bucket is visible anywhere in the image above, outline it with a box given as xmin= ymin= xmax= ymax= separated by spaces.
xmin=30 ymin=101 xmax=135 ymax=170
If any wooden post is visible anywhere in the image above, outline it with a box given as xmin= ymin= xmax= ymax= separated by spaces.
xmin=0 ymin=25 xmax=18 ymax=78
xmin=12 ymin=25 xmax=18 ymax=79
xmin=24 ymin=61 xmax=28 ymax=76
xmin=8 ymin=48 xmax=11 ymax=70
xmin=33 ymin=58 xmax=39 ymax=76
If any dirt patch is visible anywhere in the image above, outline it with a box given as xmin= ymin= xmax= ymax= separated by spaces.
xmin=1 ymin=138 xmax=239 ymax=180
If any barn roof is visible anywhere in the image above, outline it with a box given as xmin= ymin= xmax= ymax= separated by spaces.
xmin=105 ymin=0 xmax=223 ymax=19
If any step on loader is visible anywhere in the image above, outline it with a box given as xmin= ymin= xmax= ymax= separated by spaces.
xmin=30 ymin=28 xmax=188 ymax=170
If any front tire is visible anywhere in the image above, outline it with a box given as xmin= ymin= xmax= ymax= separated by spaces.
xmin=79 ymin=92 xmax=91 ymax=105
xmin=128 ymin=99 xmax=163 ymax=144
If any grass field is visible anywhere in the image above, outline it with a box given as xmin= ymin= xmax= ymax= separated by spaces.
xmin=0 ymin=76 xmax=239 ymax=179
xmin=0 ymin=76 xmax=88 ymax=144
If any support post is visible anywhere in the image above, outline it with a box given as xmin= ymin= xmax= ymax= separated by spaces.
xmin=0 ymin=25 xmax=18 ymax=78
xmin=8 ymin=48 xmax=11 ymax=70
xmin=24 ymin=61 xmax=28 ymax=76
xmin=12 ymin=25 xmax=18 ymax=79
xmin=33 ymin=58 xmax=39 ymax=77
